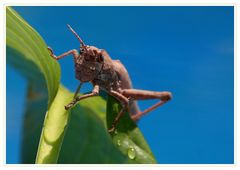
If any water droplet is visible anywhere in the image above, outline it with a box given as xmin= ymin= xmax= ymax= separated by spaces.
xmin=114 ymin=129 xmax=118 ymax=135
xmin=128 ymin=147 xmax=136 ymax=160
xmin=117 ymin=139 xmax=121 ymax=146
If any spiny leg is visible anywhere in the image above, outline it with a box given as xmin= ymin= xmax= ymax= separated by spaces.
xmin=120 ymin=89 xmax=172 ymax=121
xmin=47 ymin=47 xmax=79 ymax=60
xmin=108 ymin=90 xmax=129 ymax=133
xmin=65 ymin=85 xmax=99 ymax=110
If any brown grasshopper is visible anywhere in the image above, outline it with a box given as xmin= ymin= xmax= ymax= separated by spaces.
xmin=48 ymin=24 xmax=172 ymax=133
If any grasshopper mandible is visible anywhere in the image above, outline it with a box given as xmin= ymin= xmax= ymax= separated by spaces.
xmin=48 ymin=24 xmax=172 ymax=133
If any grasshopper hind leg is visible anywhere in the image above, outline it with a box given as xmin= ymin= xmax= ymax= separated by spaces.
xmin=120 ymin=89 xmax=172 ymax=121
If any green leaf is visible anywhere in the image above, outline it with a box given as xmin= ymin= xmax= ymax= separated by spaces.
xmin=6 ymin=7 xmax=56 ymax=163
xmin=58 ymin=97 xmax=129 ymax=164
xmin=35 ymin=86 xmax=73 ymax=163
xmin=107 ymin=96 xmax=156 ymax=163
xmin=6 ymin=7 xmax=60 ymax=106
xmin=6 ymin=6 xmax=157 ymax=164
xmin=6 ymin=6 xmax=71 ymax=163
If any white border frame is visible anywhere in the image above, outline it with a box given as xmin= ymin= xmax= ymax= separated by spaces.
xmin=1 ymin=0 xmax=238 ymax=169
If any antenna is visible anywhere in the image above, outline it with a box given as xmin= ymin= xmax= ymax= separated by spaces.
xmin=67 ymin=24 xmax=86 ymax=47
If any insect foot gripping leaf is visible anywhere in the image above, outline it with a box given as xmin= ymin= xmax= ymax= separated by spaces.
xmin=107 ymin=96 xmax=157 ymax=163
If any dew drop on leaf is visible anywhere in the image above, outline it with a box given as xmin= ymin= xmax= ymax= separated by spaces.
xmin=114 ymin=129 xmax=118 ymax=135
xmin=127 ymin=147 xmax=136 ymax=160
xmin=117 ymin=139 xmax=121 ymax=146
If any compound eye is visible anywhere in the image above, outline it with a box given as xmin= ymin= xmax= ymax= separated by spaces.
xmin=98 ymin=55 xmax=104 ymax=62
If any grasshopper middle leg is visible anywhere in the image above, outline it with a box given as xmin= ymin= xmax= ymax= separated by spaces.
xmin=108 ymin=90 xmax=129 ymax=133
xmin=65 ymin=85 xmax=99 ymax=110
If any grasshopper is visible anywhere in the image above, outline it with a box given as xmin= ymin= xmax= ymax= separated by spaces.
xmin=48 ymin=25 xmax=172 ymax=133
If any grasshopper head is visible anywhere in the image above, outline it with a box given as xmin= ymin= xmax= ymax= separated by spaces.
xmin=77 ymin=46 xmax=104 ymax=82
xmin=67 ymin=24 xmax=104 ymax=82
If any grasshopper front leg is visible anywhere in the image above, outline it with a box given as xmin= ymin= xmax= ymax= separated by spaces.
xmin=47 ymin=47 xmax=79 ymax=60
xmin=120 ymin=89 xmax=172 ymax=121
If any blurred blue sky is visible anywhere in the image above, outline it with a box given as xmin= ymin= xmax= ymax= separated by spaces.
xmin=7 ymin=6 xmax=234 ymax=164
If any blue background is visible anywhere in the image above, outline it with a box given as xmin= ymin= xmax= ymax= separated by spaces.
xmin=7 ymin=6 xmax=234 ymax=164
